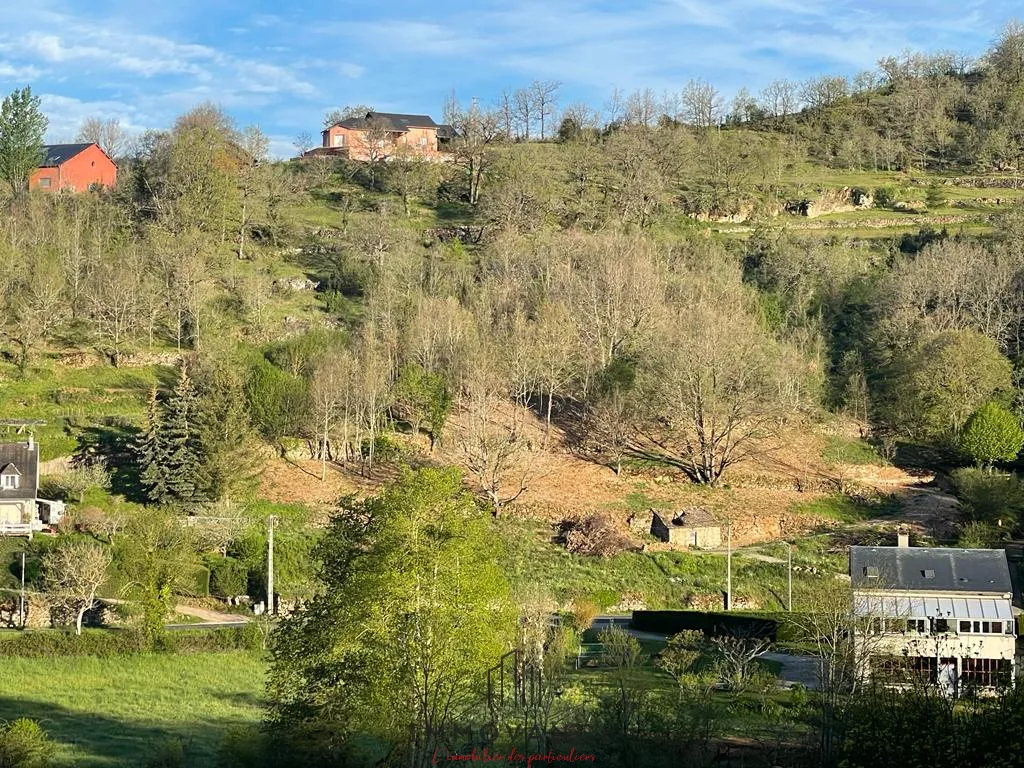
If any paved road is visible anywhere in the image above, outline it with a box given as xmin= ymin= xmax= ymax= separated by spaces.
xmin=166 ymin=620 xmax=251 ymax=631
xmin=590 ymin=615 xmax=823 ymax=690
xmin=761 ymin=652 xmax=821 ymax=690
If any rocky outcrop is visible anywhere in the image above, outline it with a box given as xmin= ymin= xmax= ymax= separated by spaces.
xmin=942 ymin=176 xmax=1024 ymax=189
xmin=424 ymin=226 xmax=484 ymax=245
xmin=787 ymin=187 xmax=873 ymax=218
xmin=273 ymin=276 xmax=320 ymax=293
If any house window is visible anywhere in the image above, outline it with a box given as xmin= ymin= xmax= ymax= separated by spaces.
xmin=961 ymin=658 xmax=1011 ymax=689
xmin=419 ymin=136 xmax=428 ymax=147
xmin=39 ymin=177 xmax=51 ymax=188
xmin=333 ymin=134 xmax=344 ymax=147
xmin=1 ymin=474 xmax=17 ymax=489
xmin=871 ymin=655 xmax=937 ymax=684
xmin=907 ymin=619 xmax=926 ymax=634
xmin=933 ymin=618 xmax=949 ymax=634
xmin=960 ymin=620 xmax=972 ymax=633
xmin=991 ymin=621 xmax=1003 ymax=634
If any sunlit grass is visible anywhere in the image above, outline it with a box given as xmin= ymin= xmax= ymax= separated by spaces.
xmin=0 ymin=652 xmax=265 ymax=767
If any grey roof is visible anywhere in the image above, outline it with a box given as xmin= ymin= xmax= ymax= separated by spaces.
xmin=436 ymin=124 xmax=457 ymax=140
xmin=335 ymin=112 xmax=438 ymax=132
xmin=0 ymin=442 xmax=38 ymax=501
xmin=40 ymin=143 xmax=94 ymax=167
xmin=672 ymin=507 xmax=718 ymax=527
xmin=850 ymin=546 xmax=1012 ymax=594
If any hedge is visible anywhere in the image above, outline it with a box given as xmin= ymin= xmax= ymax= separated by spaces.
xmin=0 ymin=626 xmax=267 ymax=658
xmin=631 ymin=610 xmax=777 ymax=641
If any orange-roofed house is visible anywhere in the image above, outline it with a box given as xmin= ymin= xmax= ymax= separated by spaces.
xmin=29 ymin=143 xmax=117 ymax=193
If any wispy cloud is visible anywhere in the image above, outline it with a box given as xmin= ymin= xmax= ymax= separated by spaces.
xmin=0 ymin=0 xmax=1017 ymax=150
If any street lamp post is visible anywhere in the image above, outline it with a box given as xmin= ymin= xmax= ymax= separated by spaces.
xmin=726 ymin=522 xmax=732 ymax=611
xmin=267 ymin=515 xmax=277 ymax=615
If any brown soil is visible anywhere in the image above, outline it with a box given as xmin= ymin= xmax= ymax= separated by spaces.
xmin=258 ymin=408 xmax=950 ymax=547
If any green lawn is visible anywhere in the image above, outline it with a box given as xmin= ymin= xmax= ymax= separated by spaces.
xmin=0 ymin=652 xmax=265 ymax=767
xmin=499 ymin=518 xmax=841 ymax=612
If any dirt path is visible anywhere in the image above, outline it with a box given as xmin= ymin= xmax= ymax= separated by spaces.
xmin=174 ymin=603 xmax=250 ymax=624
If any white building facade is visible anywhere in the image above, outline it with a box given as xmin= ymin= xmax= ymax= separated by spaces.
xmin=850 ymin=542 xmax=1017 ymax=693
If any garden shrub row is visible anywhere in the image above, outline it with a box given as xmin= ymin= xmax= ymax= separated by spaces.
xmin=0 ymin=625 xmax=268 ymax=658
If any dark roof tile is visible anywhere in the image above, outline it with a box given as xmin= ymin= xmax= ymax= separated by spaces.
xmin=850 ymin=546 xmax=1012 ymax=594
xmin=0 ymin=442 xmax=38 ymax=501
xmin=40 ymin=143 xmax=94 ymax=167
xmin=335 ymin=112 xmax=438 ymax=132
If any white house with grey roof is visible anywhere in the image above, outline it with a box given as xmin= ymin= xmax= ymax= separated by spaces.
xmin=0 ymin=439 xmax=63 ymax=536
xmin=850 ymin=537 xmax=1016 ymax=693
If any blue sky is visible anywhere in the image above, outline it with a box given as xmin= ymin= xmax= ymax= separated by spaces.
xmin=0 ymin=1 xmax=1016 ymax=157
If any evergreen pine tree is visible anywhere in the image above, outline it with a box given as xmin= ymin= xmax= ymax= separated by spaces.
xmin=163 ymin=366 xmax=204 ymax=502
xmin=194 ymin=363 xmax=260 ymax=502
xmin=138 ymin=387 xmax=171 ymax=503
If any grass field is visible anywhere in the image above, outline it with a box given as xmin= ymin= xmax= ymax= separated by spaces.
xmin=499 ymin=518 xmax=841 ymax=612
xmin=0 ymin=652 xmax=265 ymax=767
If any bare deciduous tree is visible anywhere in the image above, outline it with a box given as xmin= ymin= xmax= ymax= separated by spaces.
xmin=681 ymin=78 xmax=723 ymax=129
xmin=76 ymin=116 xmax=126 ymax=160
xmin=458 ymin=364 xmax=533 ymax=516
xmin=709 ymin=633 xmax=772 ymax=690
xmin=86 ymin=254 xmax=143 ymax=366
xmin=44 ymin=540 xmax=112 ymax=635
xmin=529 ymin=80 xmax=561 ymax=140
xmin=759 ymin=79 xmax=801 ymax=119
xmin=653 ymin=285 xmax=798 ymax=486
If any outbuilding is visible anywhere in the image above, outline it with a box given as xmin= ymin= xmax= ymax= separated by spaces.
xmin=29 ymin=143 xmax=117 ymax=193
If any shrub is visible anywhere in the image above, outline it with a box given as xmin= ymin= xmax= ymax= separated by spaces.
xmin=558 ymin=514 xmax=635 ymax=558
xmin=957 ymin=521 xmax=1004 ymax=548
xmin=217 ymin=726 xmax=270 ymax=768
xmin=568 ymin=599 xmax=600 ymax=632
xmin=0 ymin=719 xmax=54 ymax=768
xmin=208 ymin=555 xmax=249 ymax=598
xmin=873 ymin=186 xmax=897 ymax=208
xmin=360 ymin=433 xmax=405 ymax=465
xmin=0 ymin=627 xmax=262 ymax=658
xmin=950 ymin=468 xmax=1024 ymax=531
xmin=960 ymin=402 xmax=1024 ymax=467
xmin=924 ymin=182 xmax=945 ymax=209
xmin=243 ymin=359 xmax=308 ymax=443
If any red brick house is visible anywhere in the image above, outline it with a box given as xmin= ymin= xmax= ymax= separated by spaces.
xmin=313 ymin=112 xmax=455 ymax=162
xmin=30 ymin=143 xmax=117 ymax=193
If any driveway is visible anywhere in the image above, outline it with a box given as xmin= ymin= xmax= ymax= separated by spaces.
xmin=761 ymin=651 xmax=821 ymax=690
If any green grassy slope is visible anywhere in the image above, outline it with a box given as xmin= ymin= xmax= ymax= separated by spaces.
xmin=0 ymin=652 xmax=264 ymax=767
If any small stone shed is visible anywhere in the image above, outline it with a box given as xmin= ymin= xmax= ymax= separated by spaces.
xmin=651 ymin=508 xmax=722 ymax=549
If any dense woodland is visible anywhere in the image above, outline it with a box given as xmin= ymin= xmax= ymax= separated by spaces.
xmin=4 ymin=23 xmax=1024 ymax=768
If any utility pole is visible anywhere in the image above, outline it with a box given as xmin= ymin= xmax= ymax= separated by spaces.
xmin=267 ymin=515 xmax=276 ymax=616
xmin=726 ymin=522 xmax=732 ymax=611
xmin=19 ymin=551 xmax=25 ymax=628
xmin=788 ymin=542 xmax=793 ymax=613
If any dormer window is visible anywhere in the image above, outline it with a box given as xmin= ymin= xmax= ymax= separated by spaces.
xmin=1 ymin=464 xmax=20 ymax=490
xmin=922 ymin=569 xmax=935 ymax=579
xmin=864 ymin=566 xmax=879 ymax=579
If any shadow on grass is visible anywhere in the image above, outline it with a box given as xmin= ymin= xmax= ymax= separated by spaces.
xmin=74 ymin=423 xmax=145 ymax=503
xmin=0 ymin=696 xmax=247 ymax=767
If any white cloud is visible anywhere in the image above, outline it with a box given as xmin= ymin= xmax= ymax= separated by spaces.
xmin=339 ymin=63 xmax=365 ymax=79
xmin=0 ymin=61 xmax=41 ymax=80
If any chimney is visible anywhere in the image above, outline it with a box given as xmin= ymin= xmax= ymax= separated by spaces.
xmin=27 ymin=434 xmax=34 ymax=451
xmin=897 ymin=530 xmax=910 ymax=548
